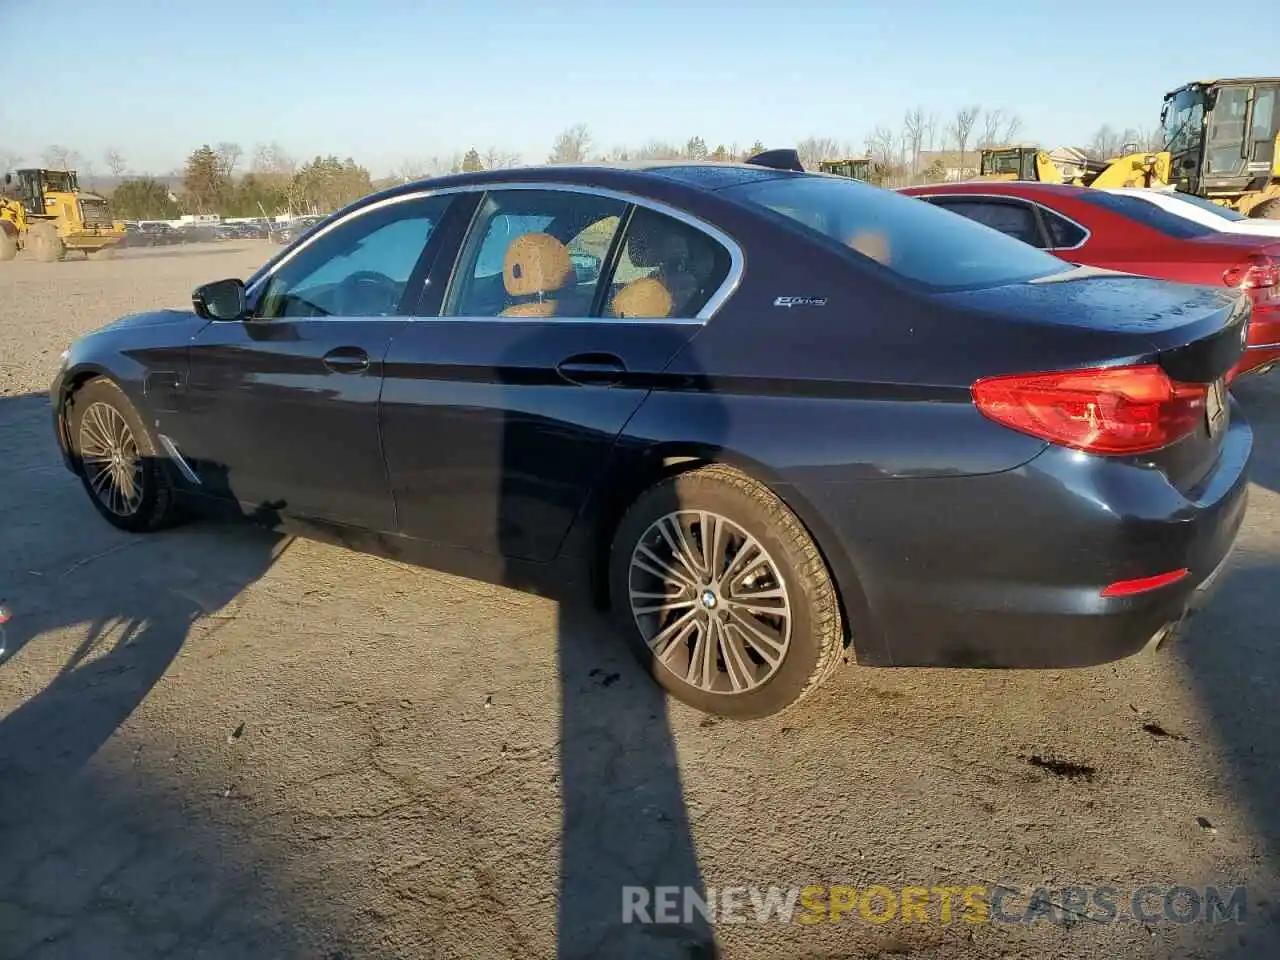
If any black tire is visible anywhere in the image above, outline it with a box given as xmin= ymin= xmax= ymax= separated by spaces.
xmin=0 ymin=227 xmax=15 ymax=262
xmin=26 ymin=221 xmax=65 ymax=262
xmin=66 ymin=378 xmax=181 ymax=533
xmin=1250 ymin=197 xmax=1280 ymax=220
xmin=608 ymin=464 xmax=845 ymax=719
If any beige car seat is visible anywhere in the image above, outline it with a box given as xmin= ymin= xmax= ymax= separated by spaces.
xmin=499 ymin=233 xmax=575 ymax=317
xmin=619 ymin=220 xmax=700 ymax=316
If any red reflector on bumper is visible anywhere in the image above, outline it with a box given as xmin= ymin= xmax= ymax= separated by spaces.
xmin=1101 ymin=568 xmax=1190 ymax=598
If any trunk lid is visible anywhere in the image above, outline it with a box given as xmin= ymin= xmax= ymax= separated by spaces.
xmin=936 ymin=269 xmax=1250 ymax=491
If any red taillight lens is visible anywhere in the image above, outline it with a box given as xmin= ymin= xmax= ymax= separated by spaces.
xmin=971 ymin=364 xmax=1206 ymax=455
xmin=1100 ymin=568 xmax=1190 ymax=598
xmin=1224 ymin=254 xmax=1280 ymax=291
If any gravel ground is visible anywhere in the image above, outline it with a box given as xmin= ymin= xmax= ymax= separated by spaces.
xmin=1 ymin=244 xmax=1278 ymax=959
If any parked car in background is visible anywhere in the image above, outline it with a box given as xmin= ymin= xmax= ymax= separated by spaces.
xmin=51 ymin=162 xmax=1251 ymax=718
xmin=901 ymin=181 xmax=1280 ymax=380
xmin=1104 ymin=188 xmax=1280 ymax=239
xmin=136 ymin=222 xmax=182 ymax=246
xmin=270 ymin=216 xmax=324 ymax=245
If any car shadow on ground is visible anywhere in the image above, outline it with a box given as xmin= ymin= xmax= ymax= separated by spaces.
xmin=0 ymin=393 xmax=373 ymax=957
xmin=1 ymin=356 xmax=724 ymax=959
xmin=1173 ymin=375 xmax=1280 ymax=951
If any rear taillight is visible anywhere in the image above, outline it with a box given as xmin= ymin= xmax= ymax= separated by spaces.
xmin=1223 ymin=254 xmax=1279 ymax=291
xmin=971 ymin=364 xmax=1206 ymax=455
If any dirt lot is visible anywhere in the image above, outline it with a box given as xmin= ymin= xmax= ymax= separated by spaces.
xmin=2 ymin=243 xmax=1279 ymax=959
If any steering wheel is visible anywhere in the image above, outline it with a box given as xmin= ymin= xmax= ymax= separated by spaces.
xmin=334 ymin=270 xmax=402 ymax=316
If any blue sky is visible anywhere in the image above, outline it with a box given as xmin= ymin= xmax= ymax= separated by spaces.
xmin=0 ymin=0 xmax=1273 ymax=176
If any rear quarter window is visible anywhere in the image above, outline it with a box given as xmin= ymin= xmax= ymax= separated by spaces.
xmin=722 ymin=177 xmax=1068 ymax=291
xmin=1075 ymin=192 xmax=1216 ymax=239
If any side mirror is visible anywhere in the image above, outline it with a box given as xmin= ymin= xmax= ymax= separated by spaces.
xmin=192 ymin=278 xmax=247 ymax=321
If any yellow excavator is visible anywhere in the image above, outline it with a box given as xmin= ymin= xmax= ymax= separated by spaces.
xmin=0 ymin=168 xmax=126 ymax=262
xmin=977 ymin=145 xmax=1171 ymax=189
xmin=1160 ymin=77 xmax=1280 ymax=218
xmin=818 ymin=157 xmax=872 ymax=180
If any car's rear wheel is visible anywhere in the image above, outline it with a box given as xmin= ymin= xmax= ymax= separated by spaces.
xmin=609 ymin=465 xmax=845 ymax=719
xmin=67 ymin=378 xmax=180 ymax=532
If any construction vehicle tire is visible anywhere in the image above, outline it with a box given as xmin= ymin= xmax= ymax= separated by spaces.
xmin=0 ymin=228 xmax=16 ymax=262
xmin=27 ymin=222 xmax=65 ymax=262
xmin=1250 ymin=198 xmax=1280 ymax=220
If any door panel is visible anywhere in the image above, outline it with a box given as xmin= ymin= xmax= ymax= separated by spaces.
xmin=380 ymin=319 xmax=698 ymax=560
xmin=175 ymin=193 xmax=458 ymax=530
xmin=183 ymin=318 xmax=404 ymax=530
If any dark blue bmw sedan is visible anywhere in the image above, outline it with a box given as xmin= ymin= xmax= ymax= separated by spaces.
xmin=50 ymin=154 xmax=1252 ymax=718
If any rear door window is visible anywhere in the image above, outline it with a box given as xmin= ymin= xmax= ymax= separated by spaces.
xmin=926 ymin=199 xmax=1044 ymax=247
xmin=722 ymin=176 xmax=1067 ymax=290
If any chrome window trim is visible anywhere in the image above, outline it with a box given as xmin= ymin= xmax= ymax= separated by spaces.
xmin=911 ymin=191 xmax=1092 ymax=253
xmin=245 ymin=181 xmax=745 ymax=325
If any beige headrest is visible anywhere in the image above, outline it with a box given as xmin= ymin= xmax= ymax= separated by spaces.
xmin=847 ymin=230 xmax=892 ymax=265
xmin=628 ymin=224 xmax=689 ymax=268
xmin=504 ymin=233 xmax=573 ymax=297
xmin=611 ymin=276 xmax=674 ymax=319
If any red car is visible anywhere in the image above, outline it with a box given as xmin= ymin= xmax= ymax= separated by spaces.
xmin=900 ymin=182 xmax=1280 ymax=380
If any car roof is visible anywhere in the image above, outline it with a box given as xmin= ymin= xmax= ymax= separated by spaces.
xmin=902 ymin=181 xmax=1093 ymax=200
xmin=376 ymin=161 xmax=802 ymax=203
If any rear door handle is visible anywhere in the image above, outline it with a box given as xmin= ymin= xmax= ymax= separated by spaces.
xmin=555 ymin=352 xmax=627 ymax=386
xmin=322 ymin=346 xmax=370 ymax=374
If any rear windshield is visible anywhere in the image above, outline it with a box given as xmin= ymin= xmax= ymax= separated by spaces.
xmin=721 ymin=176 xmax=1067 ymax=291
xmin=1076 ymin=191 xmax=1217 ymax=238
xmin=1160 ymin=192 xmax=1247 ymax=222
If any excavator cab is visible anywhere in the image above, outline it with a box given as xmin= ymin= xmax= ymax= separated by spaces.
xmin=15 ymin=169 xmax=79 ymax=216
xmin=979 ymin=147 xmax=1038 ymax=181
xmin=1162 ymin=78 xmax=1280 ymax=216
xmin=818 ymin=158 xmax=872 ymax=180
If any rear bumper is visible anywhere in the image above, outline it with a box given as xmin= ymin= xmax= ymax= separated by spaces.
xmin=800 ymin=408 xmax=1253 ymax=668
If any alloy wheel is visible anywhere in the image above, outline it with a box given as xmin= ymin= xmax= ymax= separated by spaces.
xmin=77 ymin=402 xmax=144 ymax=517
xmin=628 ymin=510 xmax=793 ymax=694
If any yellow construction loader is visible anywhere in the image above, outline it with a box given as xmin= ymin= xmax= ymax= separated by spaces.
xmin=818 ymin=158 xmax=872 ymax=180
xmin=0 ymin=168 xmax=126 ymax=262
xmin=977 ymin=145 xmax=1171 ymax=189
xmin=1160 ymin=77 xmax=1280 ymax=218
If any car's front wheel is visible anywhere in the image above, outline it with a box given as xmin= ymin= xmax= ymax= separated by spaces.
xmin=609 ymin=465 xmax=846 ymax=719
xmin=66 ymin=378 xmax=181 ymax=532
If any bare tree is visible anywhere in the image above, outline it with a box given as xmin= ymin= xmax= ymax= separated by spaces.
xmin=1002 ymin=113 xmax=1023 ymax=144
xmin=924 ymin=113 xmax=939 ymax=153
xmin=865 ymin=125 xmax=897 ymax=167
xmin=81 ymin=160 xmax=98 ymax=190
xmin=548 ymin=123 xmax=592 ymax=164
xmin=104 ymin=149 xmax=128 ymax=178
xmin=951 ymin=106 xmax=981 ymax=172
xmin=43 ymin=145 xmax=81 ymax=170
xmin=215 ymin=142 xmax=243 ymax=181
xmin=251 ymin=141 xmax=296 ymax=176
xmin=796 ymin=136 xmax=844 ymax=171
xmin=1087 ymin=125 xmax=1125 ymax=160
xmin=482 ymin=148 xmax=522 ymax=170
xmin=902 ymin=107 xmax=926 ymax=177
xmin=978 ymin=109 xmax=1003 ymax=149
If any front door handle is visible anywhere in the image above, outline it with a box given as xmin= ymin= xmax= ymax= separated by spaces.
xmin=556 ymin=352 xmax=627 ymax=386
xmin=322 ymin=346 xmax=370 ymax=374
